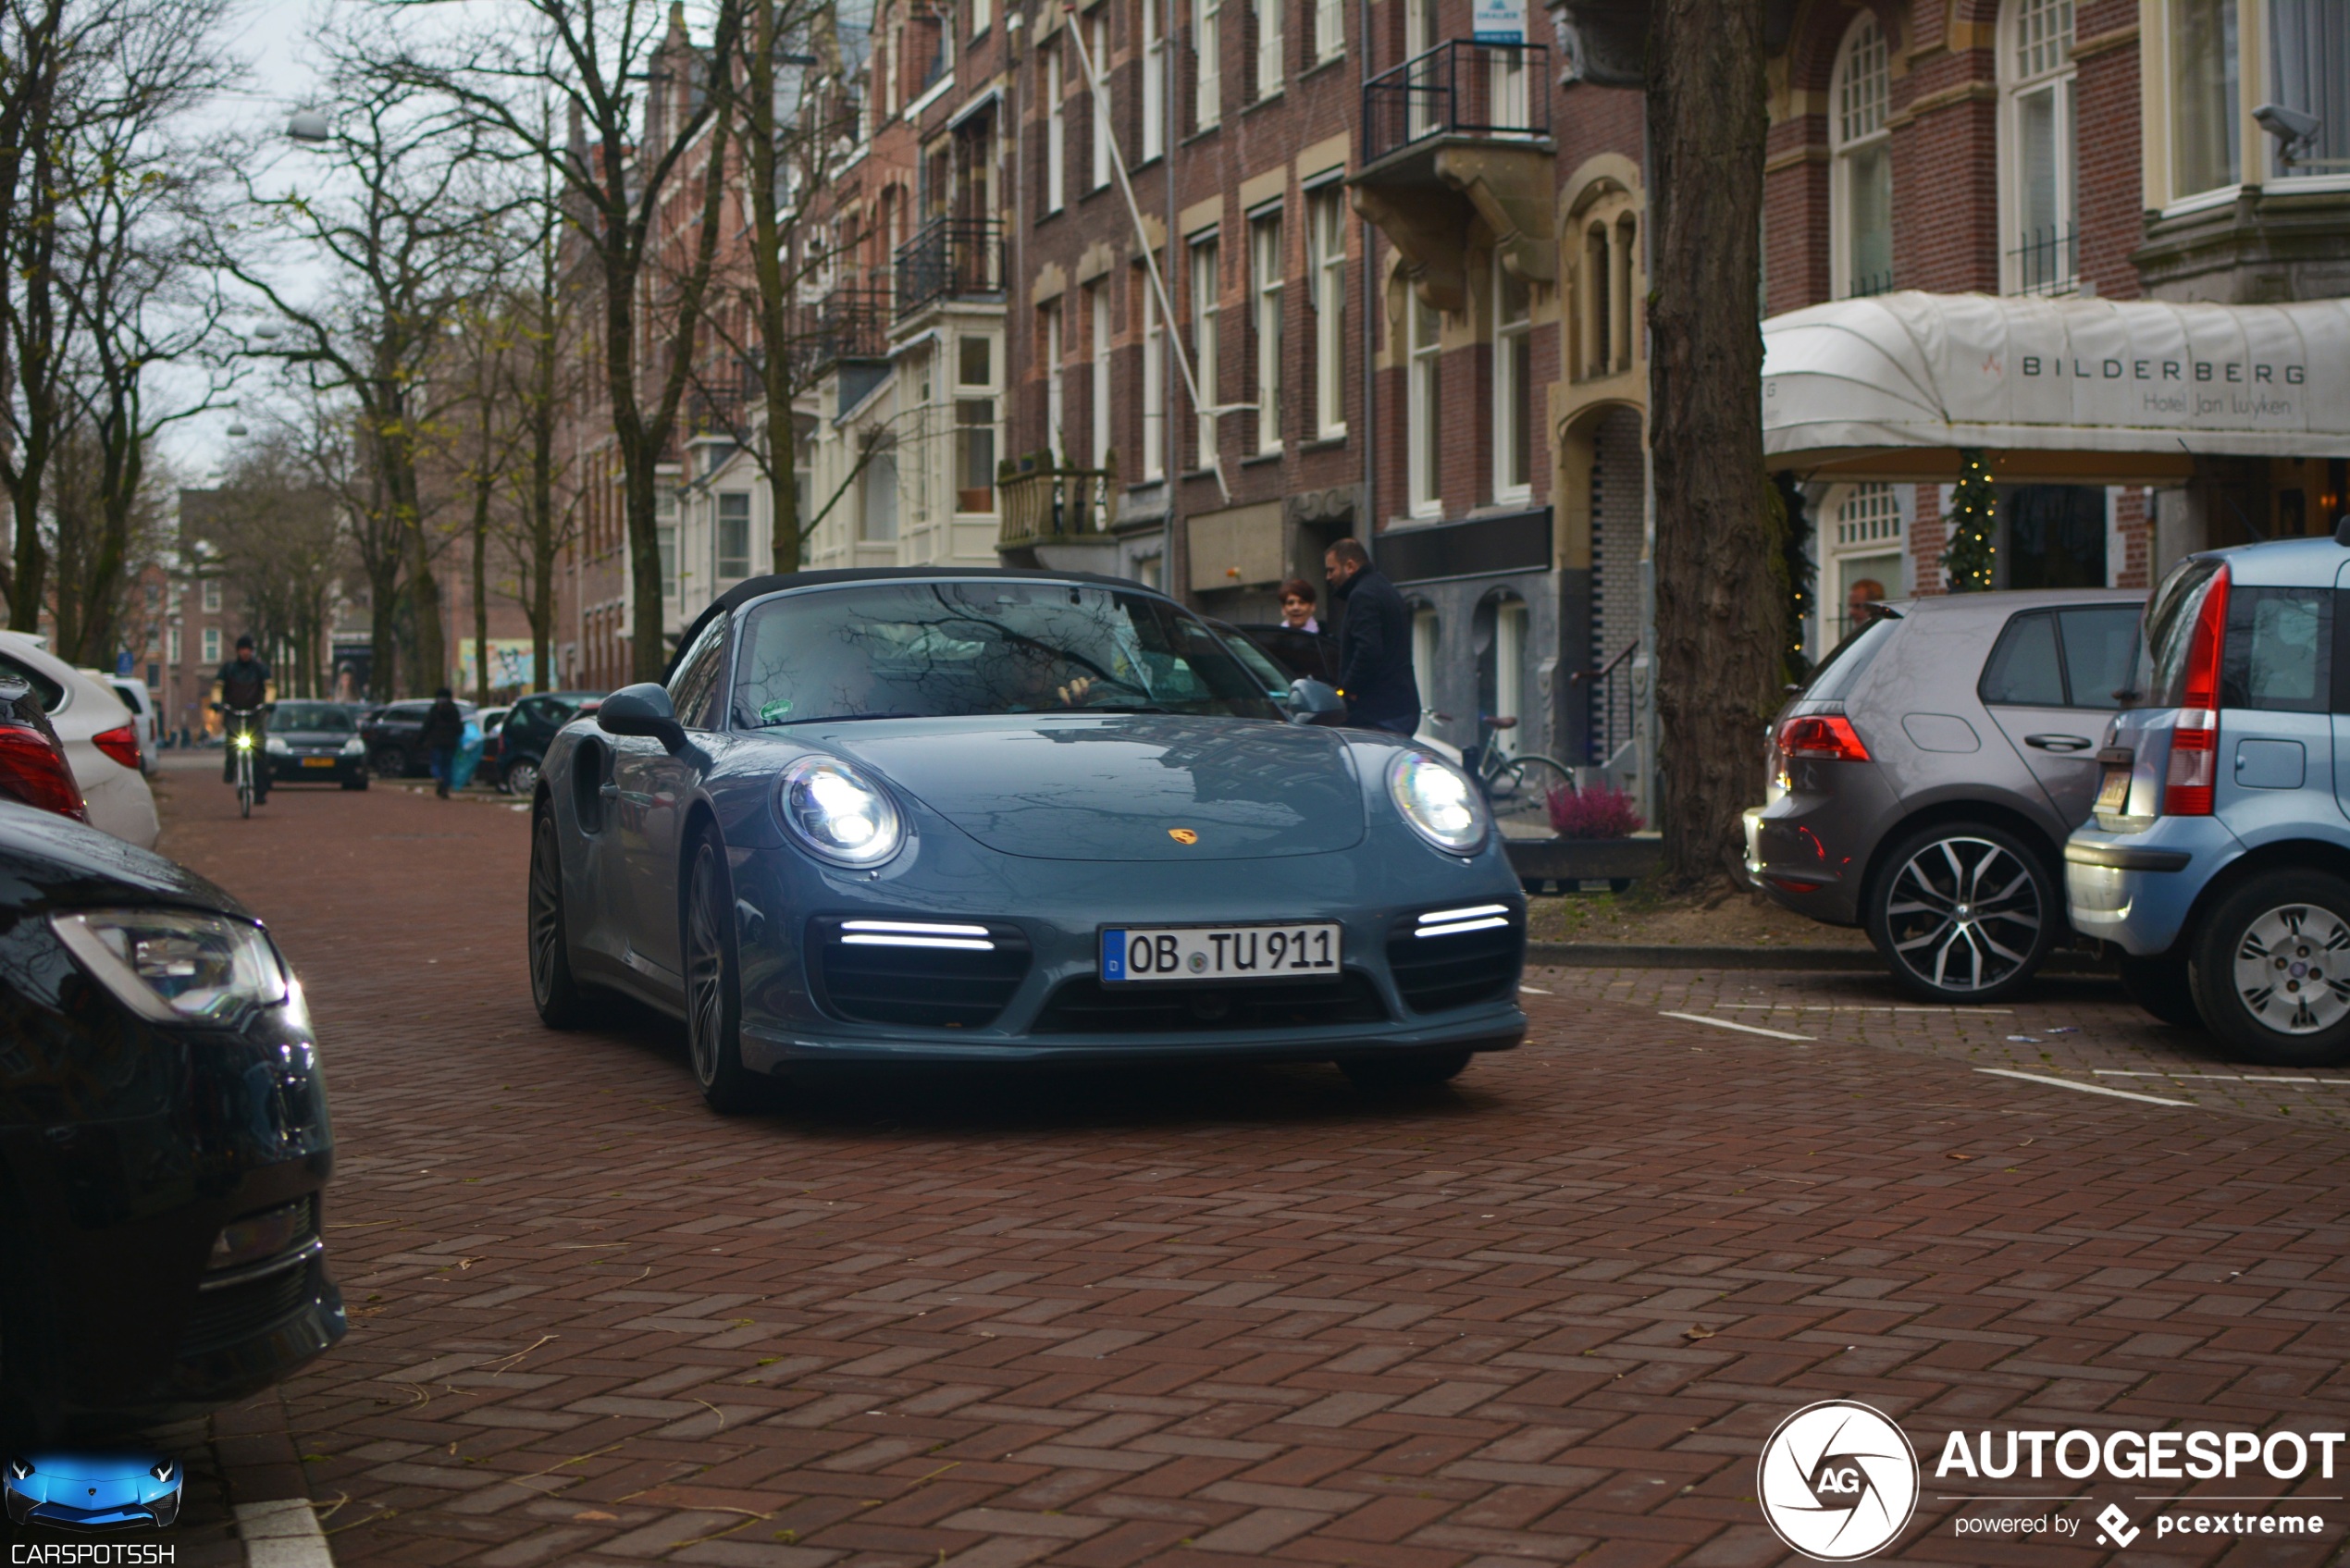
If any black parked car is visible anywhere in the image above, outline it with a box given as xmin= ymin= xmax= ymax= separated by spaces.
xmin=264 ymin=701 xmax=370 ymax=790
xmin=490 ymin=690 xmax=604 ymax=796
xmin=1227 ymin=623 xmax=1338 ymax=685
xmin=358 ymin=698 xmax=476 ymax=780
xmin=0 ymin=798 xmax=343 ymax=1438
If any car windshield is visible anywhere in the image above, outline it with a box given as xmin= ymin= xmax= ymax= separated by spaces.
xmin=734 ymin=581 xmax=1284 ymax=725
xmin=268 ymin=703 xmax=353 ymax=734
xmin=1214 ymin=625 xmax=1294 ymax=699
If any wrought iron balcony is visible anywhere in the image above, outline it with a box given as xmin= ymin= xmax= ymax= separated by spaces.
xmin=997 ymin=454 xmax=1119 ymax=552
xmin=1363 ymin=40 xmax=1549 ymax=167
xmin=894 ymin=218 xmax=1005 ymax=318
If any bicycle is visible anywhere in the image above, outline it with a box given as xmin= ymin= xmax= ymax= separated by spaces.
xmin=216 ymin=703 xmax=273 ymax=819
xmin=1431 ymin=711 xmax=1575 ymax=830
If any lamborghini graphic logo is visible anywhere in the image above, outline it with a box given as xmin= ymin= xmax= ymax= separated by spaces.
xmin=1168 ymin=828 xmax=1199 ymax=845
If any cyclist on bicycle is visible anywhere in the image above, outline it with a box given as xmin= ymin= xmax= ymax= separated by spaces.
xmin=215 ymin=635 xmax=272 ymax=804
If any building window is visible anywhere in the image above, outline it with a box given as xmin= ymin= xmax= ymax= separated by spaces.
xmin=2168 ymin=0 xmax=2238 ymax=197
xmin=1493 ymin=254 xmax=1532 ymax=502
xmin=658 ymin=487 xmax=680 ymax=601
xmin=1255 ymin=0 xmax=1281 ymax=99
xmin=861 ymin=446 xmax=899 ymax=540
xmin=1191 ymin=234 xmax=1219 ymax=468
xmin=201 ymin=579 xmax=221 ymax=613
xmin=1826 ymin=482 xmax=1905 ymax=647
xmin=717 ymin=492 xmax=751 ymax=579
xmin=972 ymin=0 xmax=992 ymax=35
xmin=1141 ymin=0 xmax=1166 ymax=160
xmin=1308 ymin=187 xmax=1345 ymax=438
xmin=1141 ymin=269 xmax=1166 ymax=477
xmin=1250 ymin=211 xmax=1282 ymax=454
xmin=1314 ymin=0 xmax=1342 ymax=63
xmin=1194 ymin=0 xmax=1220 ymax=129
xmin=1045 ymin=301 xmax=1067 ymax=458
xmin=1089 ymin=13 xmax=1113 ymax=189
xmin=1407 ymin=291 xmax=1441 ymax=518
xmin=2001 ymin=0 xmax=2076 ymax=293
xmin=958 ymin=336 xmax=996 ymax=512
xmin=203 ymin=627 xmax=220 ymax=666
xmin=1492 ymin=597 xmax=1528 ymax=753
xmin=1830 ymin=10 xmax=1893 ymax=299
xmin=1087 ymin=281 xmax=1111 ymax=467
xmin=167 ymin=626 xmax=180 ymax=666
xmin=2267 ymin=0 xmax=2350 ymax=180
xmin=1410 ymin=606 xmax=1439 ymax=723
xmin=1045 ymin=45 xmax=1066 ymax=211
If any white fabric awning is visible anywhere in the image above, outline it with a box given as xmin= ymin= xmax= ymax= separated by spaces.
xmin=1762 ymin=292 xmax=2350 ymax=484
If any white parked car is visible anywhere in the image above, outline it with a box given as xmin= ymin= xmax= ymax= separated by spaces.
xmin=0 ymin=633 xmax=159 ymax=847
xmin=83 ymin=670 xmax=162 ymax=774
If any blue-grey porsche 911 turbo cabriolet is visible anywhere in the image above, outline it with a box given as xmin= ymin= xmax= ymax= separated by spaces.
xmin=527 ymin=569 xmax=1528 ymax=1110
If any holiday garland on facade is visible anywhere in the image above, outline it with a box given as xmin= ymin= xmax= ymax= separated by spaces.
xmin=1941 ymin=449 xmax=1998 ymax=592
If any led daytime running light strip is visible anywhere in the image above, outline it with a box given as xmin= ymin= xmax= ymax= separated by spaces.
xmin=1415 ymin=904 xmax=1512 ymax=938
xmin=840 ymin=919 xmax=996 ymax=952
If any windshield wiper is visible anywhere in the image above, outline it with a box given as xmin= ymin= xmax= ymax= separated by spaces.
xmin=761 ymin=711 xmax=924 ymax=726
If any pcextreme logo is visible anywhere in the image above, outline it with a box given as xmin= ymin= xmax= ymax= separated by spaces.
xmin=1757 ymin=1401 xmax=1922 ymax=1562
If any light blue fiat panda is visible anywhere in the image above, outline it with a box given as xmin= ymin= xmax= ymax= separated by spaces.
xmin=2065 ymin=532 xmax=2350 ymax=1065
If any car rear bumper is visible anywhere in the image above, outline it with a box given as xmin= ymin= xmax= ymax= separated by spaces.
xmin=2063 ymin=817 xmax=2238 ymax=956
xmin=1743 ymin=778 xmax=1895 ymax=926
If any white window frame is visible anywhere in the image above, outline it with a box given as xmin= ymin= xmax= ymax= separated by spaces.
xmin=1255 ymin=0 xmax=1281 ymax=99
xmin=2165 ymin=0 xmax=2240 ymax=200
xmin=1090 ymin=12 xmax=1113 ymax=189
xmin=1314 ymin=0 xmax=1342 ymax=63
xmin=1492 ymin=252 xmax=1532 ymax=503
xmin=1194 ymin=0 xmax=1221 ymax=129
xmin=1190 ymin=234 xmax=1219 ymax=470
xmin=1087 ymin=280 xmax=1111 ymax=467
xmin=1045 ymin=301 xmax=1066 ymax=459
xmin=1308 ymin=186 xmax=1345 ymax=438
xmin=166 ymin=625 xmax=180 ymax=666
xmin=201 ymin=579 xmax=221 ymax=613
xmin=1493 ymin=599 xmax=1527 ymax=754
xmin=716 ymin=491 xmax=752 ymax=580
xmin=1829 ymin=11 xmax=1893 ymax=300
xmin=1407 ymin=291 xmax=1441 ymax=518
xmin=972 ymin=0 xmax=992 ymax=35
xmin=1998 ymin=0 xmax=2077 ymax=294
xmin=1410 ymin=607 xmax=1439 ymax=726
xmin=1142 ymin=0 xmax=1166 ymax=160
xmin=203 ymin=627 xmax=220 ymax=665
xmin=1815 ymin=481 xmax=1909 ymax=654
xmin=1045 ymin=46 xmax=1066 ymax=211
xmin=1141 ymin=271 xmax=1166 ymax=477
xmin=1250 ymin=210 xmax=1282 ymax=454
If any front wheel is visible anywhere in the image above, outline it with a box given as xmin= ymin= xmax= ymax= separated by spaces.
xmin=2189 ymin=871 xmax=2350 ymax=1067
xmin=502 ymin=759 xmax=540 ymax=797
xmin=372 ymin=746 xmax=407 ymax=780
xmin=527 ymin=811 xmax=589 ymax=1029
xmin=1864 ymin=822 xmax=2058 ymax=1004
xmin=684 ymin=833 xmax=763 ymax=1114
xmin=237 ymin=758 xmax=252 ymax=819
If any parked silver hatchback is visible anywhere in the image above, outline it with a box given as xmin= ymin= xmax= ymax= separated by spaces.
xmin=1743 ymin=587 xmax=2146 ymax=1001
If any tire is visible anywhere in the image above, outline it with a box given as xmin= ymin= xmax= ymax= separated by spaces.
xmin=1864 ymin=821 xmax=2058 ymax=1004
xmin=527 ymin=809 xmax=590 ymax=1029
xmin=502 ymin=759 xmax=540 ymax=798
xmin=1489 ymin=753 xmax=1573 ymax=825
xmin=372 ymin=746 xmax=408 ymax=780
xmin=684 ymin=832 xmax=763 ymax=1114
xmin=1342 ymin=1050 xmax=1471 ymax=1092
xmin=2119 ymin=954 xmax=2202 ymax=1029
xmin=2188 ymin=870 xmax=2350 ymax=1067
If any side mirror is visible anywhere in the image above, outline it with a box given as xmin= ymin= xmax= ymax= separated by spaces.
xmin=1286 ymin=678 xmax=1346 ymax=724
xmin=597 ymin=682 xmax=686 ymax=754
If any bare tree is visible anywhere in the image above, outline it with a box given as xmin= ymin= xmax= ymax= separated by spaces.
xmin=500 ymin=163 xmax=588 ymax=692
xmin=191 ymin=430 xmax=343 ymax=698
xmin=378 ymin=0 xmax=743 ymax=680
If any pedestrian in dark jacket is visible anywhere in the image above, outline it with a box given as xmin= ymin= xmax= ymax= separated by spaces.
xmin=1324 ymin=537 xmax=1421 ymax=735
xmin=216 ymin=635 xmax=272 ymax=798
xmin=418 ymin=687 xmax=465 ymax=798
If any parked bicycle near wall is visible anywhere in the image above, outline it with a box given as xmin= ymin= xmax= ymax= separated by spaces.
xmin=1434 ymin=711 xmax=1574 ymax=829
xmin=215 ymin=702 xmax=272 ymax=817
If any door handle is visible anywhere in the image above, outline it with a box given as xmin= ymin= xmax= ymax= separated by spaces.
xmin=598 ymin=783 xmax=620 ymax=799
xmin=2024 ymin=734 xmax=2092 ymax=752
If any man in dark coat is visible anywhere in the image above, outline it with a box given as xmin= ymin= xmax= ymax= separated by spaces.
xmin=216 ymin=635 xmax=272 ymax=801
xmin=418 ymin=686 xmax=465 ymax=798
xmin=1324 ymin=537 xmax=1421 ymax=735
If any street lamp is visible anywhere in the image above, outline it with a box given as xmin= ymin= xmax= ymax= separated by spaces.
xmin=286 ymin=108 xmax=331 ymax=143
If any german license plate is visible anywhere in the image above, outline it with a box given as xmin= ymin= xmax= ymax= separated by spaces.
xmin=2095 ymin=767 xmax=2132 ymax=813
xmin=1101 ymin=923 xmax=1342 ymax=982
xmin=302 ymin=757 xmax=337 ymax=768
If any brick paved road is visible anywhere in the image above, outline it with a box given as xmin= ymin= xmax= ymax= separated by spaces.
xmin=147 ymin=774 xmax=2350 ymax=1566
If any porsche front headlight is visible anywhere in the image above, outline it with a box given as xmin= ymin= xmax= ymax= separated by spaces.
xmin=1388 ymin=751 xmax=1489 ymax=855
xmin=50 ymin=909 xmax=291 ymax=1024
xmin=779 ymin=757 xmax=903 ymax=867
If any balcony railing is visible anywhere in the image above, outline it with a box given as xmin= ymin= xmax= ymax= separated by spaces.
xmin=894 ymin=218 xmax=1005 ymax=318
xmin=2007 ymin=224 xmax=2077 ymax=297
xmin=997 ymin=454 xmax=1119 ymax=551
xmin=1363 ymin=40 xmax=1548 ymax=167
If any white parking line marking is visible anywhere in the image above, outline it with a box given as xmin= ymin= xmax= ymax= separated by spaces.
xmin=1712 ymin=1004 xmax=2014 ymax=1014
xmin=1976 ymin=1068 xmax=2193 ymax=1107
xmin=1519 ymin=985 xmax=1552 ymax=994
xmin=2091 ymin=1069 xmax=2339 ymax=1084
xmin=1659 ymin=1011 xmax=1816 ymax=1042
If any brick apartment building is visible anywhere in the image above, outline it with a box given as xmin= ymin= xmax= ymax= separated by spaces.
xmin=562 ymin=0 xmax=2349 ymax=778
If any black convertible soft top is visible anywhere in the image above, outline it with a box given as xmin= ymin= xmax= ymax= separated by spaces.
xmin=662 ymin=565 xmax=1169 ymax=685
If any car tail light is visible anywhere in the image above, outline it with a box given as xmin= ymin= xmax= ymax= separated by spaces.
xmin=0 ymin=725 xmax=88 ymax=821
xmin=1775 ymin=713 xmax=1872 ymax=763
xmin=92 ymin=722 xmax=141 ymax=772
xmin=2163 ymin=566 xmax=2229 ymax=816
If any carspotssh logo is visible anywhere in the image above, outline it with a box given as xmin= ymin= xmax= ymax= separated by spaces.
xmin=1758 ymin=1401 xmax=1921 ymax=1561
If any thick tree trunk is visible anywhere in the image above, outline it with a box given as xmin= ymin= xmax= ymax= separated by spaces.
xmin=1645 ymin=0 xmax=1777 ymax=889
xmin=471 ymin=473 xmax=492 ymax=705
xmin=745 ymin=0 xmax=802 ymax=575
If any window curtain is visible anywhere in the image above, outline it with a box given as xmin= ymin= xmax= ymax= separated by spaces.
xmin=2269 ymin=0 xmax=2350 ymax=170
